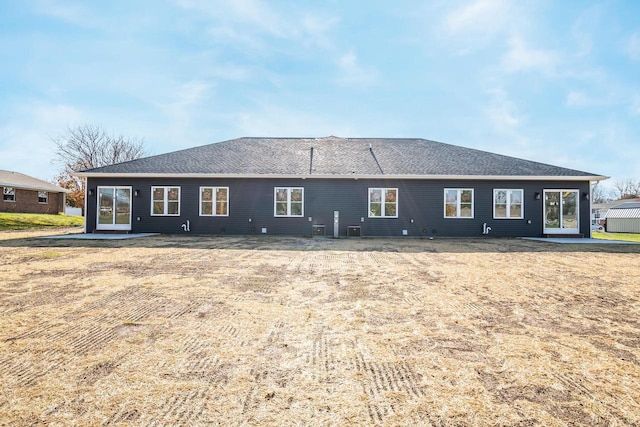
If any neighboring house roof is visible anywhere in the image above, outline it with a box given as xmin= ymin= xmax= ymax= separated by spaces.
xmin=0 ymin=170 xmax=70 ymax=193
xmin=75 ymin=137 xmax=607 ymax=181
xmin=605 ymin=201 xmax=640 ymax=219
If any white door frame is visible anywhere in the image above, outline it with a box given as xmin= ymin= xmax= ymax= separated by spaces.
xmin=543 ymin=189 xmax=579 ymax=234
xmin=96 ymin=186 xmax=132 ymax=231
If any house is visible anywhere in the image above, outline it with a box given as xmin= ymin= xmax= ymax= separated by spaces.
xmin=75 ymin=137 xmax=607 ymax=238
xmin=0 ymin=170 xmax=69 ymax=214
xmin=591 ymin=200 xmax=621 ymax=228
xmin=604 ymin=201 xmax=640 ymax=233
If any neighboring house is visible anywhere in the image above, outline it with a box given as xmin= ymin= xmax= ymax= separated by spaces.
xmin=591 ymin=200 xmax=622 ymax=227
xmin=0 ymin=170 xmax=69 ymax=214
xmin=605 ymin=201 xmax=640 ymax=234
xmin=75 ymin=137 xmax=606 ymax=238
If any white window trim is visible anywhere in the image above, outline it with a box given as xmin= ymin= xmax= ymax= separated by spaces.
xmin=444 ymin=188 xmax=474 ymax=219
xmin=3 ymin=187 xmax=15 ymax=202
xmin=199 ymin=186 xmax=229 ymax=217
xmin=38 ymin=191 xmax=49 ymax=204
xmin=274 ymin=187 xmax=304 ymax=217
xmin=150 ymin=186 xmax=181 ymax=216
xmin=368 ymin=188 xmax=399 ymax=218
xmin=493 ymin=189 xmax=524 ymax=219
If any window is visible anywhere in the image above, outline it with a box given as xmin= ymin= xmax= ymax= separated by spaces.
xmin=3 ymin=187 xmax=15 ymax=202
xmin=38 ymin=191 xmax=48 ymax=204
xmin=274 ymin=187 xmax=304 ymax=217
xmin=444 ymin=189 xmax=474 ymax=218
xmin=151 ymin=186 xmax=180 ymax=216
xmin=494 ymin=189 xmax=523 ymax=219
xmin=200 ymin=187 xmax=228 ymax=216
xmin=369 ymin=188 xmax=398 ymax=218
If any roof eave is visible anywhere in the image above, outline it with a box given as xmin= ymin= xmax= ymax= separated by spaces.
xmin=74 ymin=172 xmax=608 ymax=181
xmin=0 ymin=182 xmax=70 ymax=193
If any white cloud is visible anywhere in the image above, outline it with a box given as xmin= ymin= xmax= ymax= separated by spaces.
xmin=439 ymin=0 xmax=521 ymax=53
xmin=565 ymin=91 xmax=593 ymax=108
xmin=444 ymin=0 xmax=508 ymax=33
xmin=570 ymin=3 xmax=605 ymax=58
xmin=626 ymin=32 xmax=640 ymax=61
xmin=336 ymin=52 xmax=378 ymax=87
xmin=502 ymin=36 xmax=558 ymax=75
xmin=156 ymin=80 xmax=213 ymax=136
xmin=33 ymin=0 xmax=100 ymax=28
xmin=484 ymin=88 xmax=522 ymax=132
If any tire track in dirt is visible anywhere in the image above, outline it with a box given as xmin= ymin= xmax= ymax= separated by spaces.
xmin=353 ymin=351 xmax=427 ymax=424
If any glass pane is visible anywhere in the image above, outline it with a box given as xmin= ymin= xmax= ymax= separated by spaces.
xmin=276 ymin=202 xmax=287 ymax=215
xmin=153 ymin=188 xmax=164 ymax=202
xmin=168 ymin=188 xmax=179 ymax=201
xmin=461 ymin=190 xmax=472 ymax=204
xmin=445 ymin=190 xmax=457 ymax=204
xmin=370 ymin=189 xmax=382 ymax=202
xmin=562 ymin=191 xmax=577 ymax=229
xmin=291 ymin=189 xmax=302 ymax=202
xmin=290 ymin=202 xmax=302 ymax=216
xmin=216 ymin=188 xmax=227 ymax=202
xmin=510 ymin=203 xmax=522 ymax=218
xmin=202 ymin=202 xmax=213 ymax=215
xmin=216 ymin=202 xmax=227 ymax=215
xmin=495 ymin=190 xmax=507 ymax=204
xmin=153 ymin=202 xmax=164 ymax=215
xmin=98 ymin=188 xmax=114 ymax=225
xmin=385 ymin=203 xmax=396 ymax=216
xmin=202 ymin=188 xmax=213 ymax=201
xmin=460 ymin=203 xmax=472 ymax=217
xmin=276 ymin=189 xmax=288 ymax=201
xmin=545 ymin=192 xmax=560 ymax=229
xmin=115 ymin=189 xmax=130 ymax=224
xmin=168 ymin=201 xmax=179 ymax=215
xmin=511 ymin=190 xmax=522 ymax=204
xmin=445 ymin=203 xmax=457 ymax=217
xmin=385 ymin=189 xmax=396 ymax=203
xmin=370 ymin=202 xmax=382 ymax=217
xmin=495 ymin=205 xmax=507 ymax=218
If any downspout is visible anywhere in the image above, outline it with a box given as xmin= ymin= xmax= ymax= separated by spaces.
xmin=83 ymin=176 xmax=88 ymax=234
xmin=309 ymin=144 xmax=314 ymax=175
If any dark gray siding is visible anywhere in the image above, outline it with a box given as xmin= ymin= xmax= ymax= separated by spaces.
xmin=85 ymin=177 xmax=591 ymax=237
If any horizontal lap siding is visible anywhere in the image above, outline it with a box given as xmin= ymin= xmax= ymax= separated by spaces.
xmin=85 ymin=178 xmax=591 ymax=237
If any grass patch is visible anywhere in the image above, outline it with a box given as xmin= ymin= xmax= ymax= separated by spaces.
xmin=0 ymin=212 xmax=83 ymax=231
xmin=592 ymin=230 xmax=640 ymax=242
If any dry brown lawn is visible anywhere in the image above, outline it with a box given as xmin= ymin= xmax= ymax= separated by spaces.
xmin=1 ymin=229 xmax=639 ymax=426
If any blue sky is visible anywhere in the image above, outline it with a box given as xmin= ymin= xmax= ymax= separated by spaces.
xmin=1 ymin=1 xmax=638 ymax=192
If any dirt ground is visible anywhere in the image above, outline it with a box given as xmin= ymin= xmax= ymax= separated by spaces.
xmin=1 ymin=229 xmax=639 ymax=426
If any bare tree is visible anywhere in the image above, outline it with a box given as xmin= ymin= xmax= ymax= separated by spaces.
xmin=612 ymin=178 xmax=640 ymax=200
xmin=591 ymin=182 xmax=610 ymax=203
xmin=52 ymin=124 xmax=147 ymax=209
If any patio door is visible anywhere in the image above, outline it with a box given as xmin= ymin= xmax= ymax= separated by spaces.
xmin=97 ymin=186 xmax=132 ymax=231
xmin=544 ymin=190 xmax=579 ymax=234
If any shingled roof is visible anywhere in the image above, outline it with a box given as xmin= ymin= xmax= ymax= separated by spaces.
xmin=76 ymin=137 xmax=605 ymax=180
xmin=0 ymin=170 xmax=70 ymax=193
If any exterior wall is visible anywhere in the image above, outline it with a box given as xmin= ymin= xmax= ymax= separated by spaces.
xmin=85 ymin=177 xmax=591 ymax=237
xmin=1 ymin=188 xmax=64 ymax=214
xmin=607 ymin=218 xmax=640 ymax=233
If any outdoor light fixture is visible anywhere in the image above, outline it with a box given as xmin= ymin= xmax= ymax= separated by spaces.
xmin=88 ymin=189 xmax=95 ymax=196
xmin=584 ymin=192 xmax=590 ymax=200
xmin=534 ymin=192 xmax=541 ymax=200
xmin=134 ymin=189 xmax=140 ymax=197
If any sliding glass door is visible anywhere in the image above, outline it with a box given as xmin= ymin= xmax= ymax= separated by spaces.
xmin=97 ymin=186 xmax=132 ymax=231
xmin=544 ymin=190 xmax=579 ymax=234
